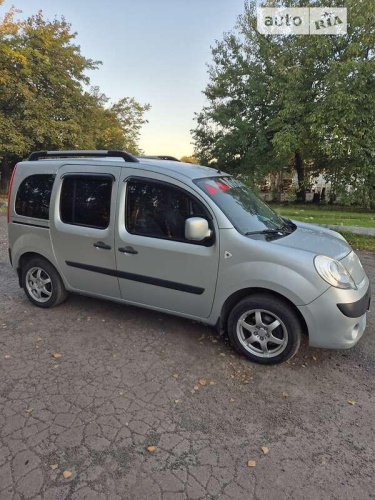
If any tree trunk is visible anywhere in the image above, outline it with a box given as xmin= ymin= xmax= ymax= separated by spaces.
xmin=0 ymin=157 xmax=11 ymax=193
xmin=294 ymin=152 xmax=305 ymax=203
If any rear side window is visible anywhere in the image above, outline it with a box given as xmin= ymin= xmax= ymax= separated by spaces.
xmin=15 ymin=174 xmax=55 ymax=220
xmin=60 ymin=175 xmax=112 ymax=229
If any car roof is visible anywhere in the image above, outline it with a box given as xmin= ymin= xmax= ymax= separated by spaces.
xmin=136 ymin=157 xmax=224 ymax=180
xmin=20 ymin=156 xmax=225 ymax=181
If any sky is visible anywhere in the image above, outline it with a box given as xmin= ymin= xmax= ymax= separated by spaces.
xmin=2 ymin=0 xmax=246 ymax=158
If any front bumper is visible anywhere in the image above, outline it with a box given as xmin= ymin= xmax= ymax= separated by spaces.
xmin=298 ymin=275 xmax=371 ymax=349
xmin=337 ymin=283 xmax=371 ymax=317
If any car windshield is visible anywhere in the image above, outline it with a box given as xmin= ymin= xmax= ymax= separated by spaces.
xmin=194 ymin=176 xmax=288 ymax=235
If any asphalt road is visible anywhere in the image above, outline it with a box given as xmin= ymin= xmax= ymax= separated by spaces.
xmin=0 ymin=215 xmax=374 ymax=500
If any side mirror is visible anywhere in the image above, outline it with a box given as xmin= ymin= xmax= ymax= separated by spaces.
xmin=185 ymin=217 xmax=212 ymax=241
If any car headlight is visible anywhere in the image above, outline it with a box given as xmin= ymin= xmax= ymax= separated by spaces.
xmin=314 ymin=255 xmax=357 ymax=290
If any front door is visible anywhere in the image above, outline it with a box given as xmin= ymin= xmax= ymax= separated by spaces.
xmin=115 ymin=171 xmax=219 ymax=318
xmin=50 ymin=163 xmax=121 ymax=299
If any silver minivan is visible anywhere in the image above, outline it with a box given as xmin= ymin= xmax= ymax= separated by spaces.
xmin=7 ymin=150 xmax=371 ymax=364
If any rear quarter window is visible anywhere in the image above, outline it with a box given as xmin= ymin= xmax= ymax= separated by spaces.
xmin=15 ymin=174 xmax=55 ymax=220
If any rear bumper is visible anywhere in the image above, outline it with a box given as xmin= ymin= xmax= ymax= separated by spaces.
xmin=298 ymin=276 xmax=370 ymax=350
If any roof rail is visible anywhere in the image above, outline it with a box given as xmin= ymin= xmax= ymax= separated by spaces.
xmin=139 ymin=155 xmax=180 ymax=162
xmin=28 ymin=150 xmax=139 ymax=163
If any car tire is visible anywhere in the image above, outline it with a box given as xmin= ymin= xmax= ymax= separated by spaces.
xmin=227 ymin=294 xmax=302 ymax=365
xmin=22 ymin=257 xmax=69 ymax=308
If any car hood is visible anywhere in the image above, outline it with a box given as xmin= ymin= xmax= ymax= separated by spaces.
xmin=272 ymin=221 xmax=352 ymax=260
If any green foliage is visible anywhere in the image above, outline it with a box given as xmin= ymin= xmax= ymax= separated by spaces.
xmin=110 ymin=98 xmax=151 ymax=154
xmin=0 ymin=5 xmax=150 ymax=188
xmin=192 ymin=0 xmax=375 ymax=206
xmin=180 ymin=155 xmax=199 ymax=164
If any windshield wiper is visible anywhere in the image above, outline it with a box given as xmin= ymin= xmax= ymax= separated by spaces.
xmin=245 ymin=229 xmax=284 ymax=236
xmin=245 ymin=226 xmax=293 ymax=236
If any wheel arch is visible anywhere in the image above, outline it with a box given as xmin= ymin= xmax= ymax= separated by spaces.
xmin=218 ymin=287 xmax=308 ymax=337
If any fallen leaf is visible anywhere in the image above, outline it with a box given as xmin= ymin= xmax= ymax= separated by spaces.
xmin=198 ymin=379 xmax=207 ymax=386
xmin=63 ymin=470 xmax=72 ymax=479
xmin=147 ymin=445 xmax=157 ymax=453
xmin=50 ymin=464 xmax=58 ymax=470
xmin=172 ymin=373 xmax=179 ymax=379
xmin=312 ymin=356 xmax=317 ymax=361
xmin=247 ymin=460 xmax=256 ymax=467
xmin=37 ymin=337 xmax=42 ymax=341
xmin=261 ymin=446 xmax=269 ymax=455
xmin=347 ymin=400 xmax=356 ymax=405
xmin=230 ymin=398 xmax=235 ymax=402
xmin=174 ymin=399 xmax=180 ymax=404
xmin=52 ymin=353 xmax=62 ymax=359
xmin=194 ymin=385 xmax=199 ymax=390
xmin=25 ymin=408 xmax=34 ymax=413
xmin=282 ymin=392 xmax=289 ymax=398
xmin=209 ymin=381 xmax=216 ymax=385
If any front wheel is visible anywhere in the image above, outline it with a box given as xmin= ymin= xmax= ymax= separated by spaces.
xmin=227 ymin=295 xmax=302 ymax=365
xmin=22 ymin=257 xmax=69 ymax=308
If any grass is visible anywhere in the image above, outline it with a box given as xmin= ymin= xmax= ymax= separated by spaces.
xmin=338 ymin=232 xmax=375 ymax=252
xmin=272 ymin=204 xmax=375 ymax=228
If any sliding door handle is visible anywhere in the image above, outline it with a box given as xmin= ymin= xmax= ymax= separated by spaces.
xmin=93 ymin=241 xmax=112 ymax=250
xmin=118 ymin=246 xmax=138 ymax=255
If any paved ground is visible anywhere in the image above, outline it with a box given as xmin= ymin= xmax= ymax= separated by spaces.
xmin=0 ymin=215 xmax=374 ymax=500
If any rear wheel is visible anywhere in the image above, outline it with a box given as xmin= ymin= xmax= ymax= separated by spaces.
xmin=22 ymin=257 xmax=68 ymax=308
xmin=227 ymin=294 xmax=301 ymax=365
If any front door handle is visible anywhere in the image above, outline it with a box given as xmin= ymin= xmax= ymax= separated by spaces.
xmin=118 ymin=246 xmax=138 ymax=255
xmin=93 ymin=241 xmax=112 ymax=250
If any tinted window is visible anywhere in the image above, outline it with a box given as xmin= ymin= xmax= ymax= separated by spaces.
xmin=126 ymin=179 xmax=210 ymax=241
xmin=60 ymin=176 xmax=112 ymax=229
xmin=15 ymin=174 xmax=55 ymax=220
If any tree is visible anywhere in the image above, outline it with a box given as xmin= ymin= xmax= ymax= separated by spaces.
xmin=193 ymin=0 xmax=375 ymax=204
xmin=0 ymin=6 xmax=99 ymax=189
xmin=180 ymin=155 xmax=199 ymax=164
xmin=110 ymin=97 xmax=151 ymax=155
xmin=0 ymin=5 xmax=150 ymax=190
